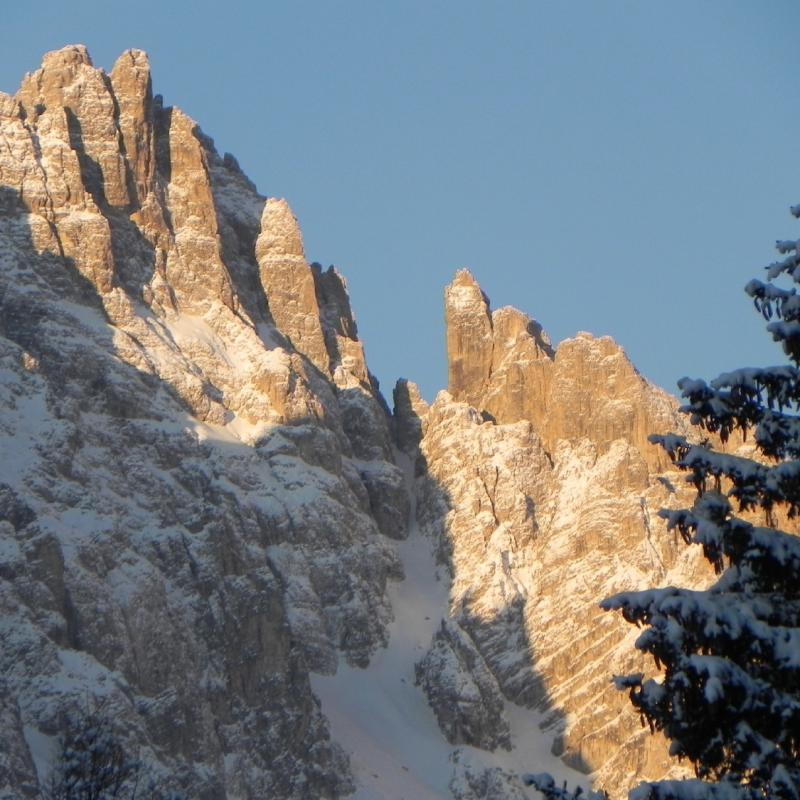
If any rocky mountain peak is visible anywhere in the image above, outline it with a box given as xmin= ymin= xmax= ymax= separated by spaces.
xmin=256 ymin=197 xmax=306 ymax=259
xmin=1 ymin=45 xmax=723 ymax=800
xmin=25 ymin=44 xmax=94 ymax=89
xmin=445 ymin=268 xmax=495 ymax=408
xmin=444 ymin=270 xmax=679 ymax=471
xmin=0 ymin=47 xmax=409 ymax=798
xmin=411 ymin=270 xmax=713 ymax=795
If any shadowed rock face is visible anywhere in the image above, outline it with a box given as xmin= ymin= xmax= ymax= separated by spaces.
xmin=405 ymin=272 xmax=720 ymax=796
xmin=0 ymin=46 xmax=406 ymax=799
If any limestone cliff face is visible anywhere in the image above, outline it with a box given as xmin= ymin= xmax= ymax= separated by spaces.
xmin=406 ymin=271 xmax=715 ymax=796
xmin=0 ymin=46 xmax=404 ymax=799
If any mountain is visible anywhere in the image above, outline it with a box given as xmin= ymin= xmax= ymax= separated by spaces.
xmin=0 ymin=46 xmax=713 ymax=799
xmin=399 ymin=270 xmax=713 ymax=796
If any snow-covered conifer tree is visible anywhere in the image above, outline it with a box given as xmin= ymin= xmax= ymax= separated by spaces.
xmin=44 ymin=701 xmax=139 ymax=800
xmin=601 ymin=206 xmax=800 ymax=800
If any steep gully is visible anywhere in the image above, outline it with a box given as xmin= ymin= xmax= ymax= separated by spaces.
xmin=312 ymin=451 xmax=589 ymax=799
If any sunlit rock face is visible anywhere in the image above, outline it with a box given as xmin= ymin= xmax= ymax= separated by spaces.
xmin=0 ymin=46 xmax=405 ymax=798
xmin=404 ymin=271 xmax=716 ymax=797
xmin=446 ymin=269 xmax=678 ymax=473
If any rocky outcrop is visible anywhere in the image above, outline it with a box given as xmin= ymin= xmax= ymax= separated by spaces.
xmin=0 ymin=46 xmax=407 ymax=798
xmin=405 ymin=272 xmax=716 ymax=797
xmin=449 ymin=750 xmax=530 ymax=800
xmin=393 ymin=378 xmax=429 ymax=455
xmin=415 ymin=619 xmax=511 ymax=751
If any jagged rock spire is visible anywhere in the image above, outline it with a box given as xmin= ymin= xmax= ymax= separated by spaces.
xmin=256 ymin=197 xmax=306 ymax=258
xmin=255 ymin=198 xmax=331 ymax=374
xmin=445 ymin=268 xmax=494 ymax=407
xmin=110 ymin=49 xmax=155 ymax=208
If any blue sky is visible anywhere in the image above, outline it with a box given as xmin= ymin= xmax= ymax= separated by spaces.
xmin=3 ymin=2 xmax=800 ymax=402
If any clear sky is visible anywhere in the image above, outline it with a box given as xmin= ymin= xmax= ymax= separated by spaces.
xmin=3 ymin=2 xmax=800 ymax=403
